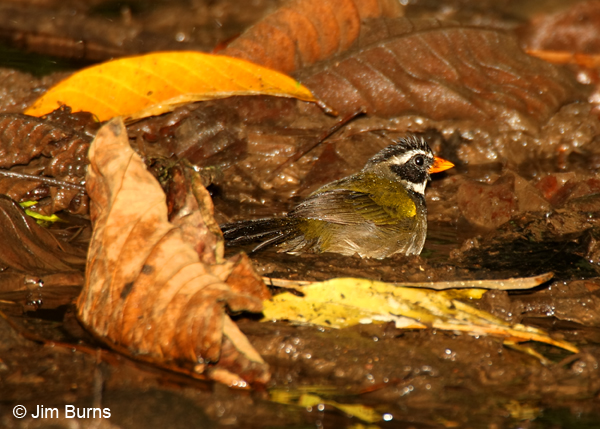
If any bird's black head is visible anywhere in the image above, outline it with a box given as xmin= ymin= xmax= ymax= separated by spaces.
xmin=364 ymin=135 xmax=435 ymax=195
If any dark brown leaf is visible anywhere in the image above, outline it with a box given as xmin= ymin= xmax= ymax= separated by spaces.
xmin=0 ymin=195 xmax=86 ymax=273
xmin=0 ymin=193 xmax=85 ymax=307
xmin=0 ymin=110 xmax=93 ymax=214
xmin=296 ymin=18 xmax=586 ymax=131
xmin=221 ymin=0 xmax=403 ymax=74
xmin=0 ymin=272 xmax=84 ymax=310
xmin=0 ymin=111 xmax=91 ymax=175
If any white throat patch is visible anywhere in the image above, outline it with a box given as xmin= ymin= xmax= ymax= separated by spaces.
xmin=403 ymin=180 xmax=426 ymax=195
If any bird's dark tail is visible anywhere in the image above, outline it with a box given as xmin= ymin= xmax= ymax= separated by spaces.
xmin=220 ymin=218 xmax=302 ymax=252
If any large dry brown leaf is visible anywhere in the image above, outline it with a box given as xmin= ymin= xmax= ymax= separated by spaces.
xmin=77 ymin=118 xmax=270 ymax=385
xmin=221 ymin=0 xmax=403 ymax=74
xmin=296 ymin=18 xmax=586 ymax=131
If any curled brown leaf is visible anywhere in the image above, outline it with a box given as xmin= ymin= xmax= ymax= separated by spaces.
xmin=221 ymin=0 xmax=403 ymax=74
xmin=77 ymin=118 xmax=270 ymax=384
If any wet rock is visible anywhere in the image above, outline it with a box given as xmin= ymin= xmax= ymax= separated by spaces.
xmin=535 ymin=172 xmax=578 ymax=205
xmin=457 ymin=171 xmax=550 ymax=229
xmin=458 ymin=174 xmax=517 ymax=229
xmin=509 ymin=279 xmax=600 ymax=327
xmin=585 ymin=231 xmax=600 ymax=266
xmin=568 ymin=353 xmax=599 ymax=379
xmin=565 ymin=193 xmax=600 ymax=214
xmin=514 ymin=173 xmax=553 ymax=213
xmin=554 ymin=178 xmax=600 ymax=209
xmin=478 ymin=290 xmax=517 ymax=323
xmin=536 ymin=103 xmax=600 ymax=162
xmin=440 ymin=102 xmax=599 ymax=166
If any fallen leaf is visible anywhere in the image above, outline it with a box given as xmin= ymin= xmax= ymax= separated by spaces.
xmin=270 ymin=387 xmax=381 ymax=423
xmin=298 ymin=393 xmax=380 ymax=423
xmin=221 ymin=0 xmax=403 ymax=74
xmin=0 ymin=110 xmax=91 ymax=215
xmin=0 ymin=195 xmax=85 ymax=274
xmin=0 ymin=194 xmax=85 ymax=307
xmin=20 ymin=201 xmax=63 ymax=225
xmin=0 ymin=113 xmax=88 ymax=171
xmin=520 ymin=1 xmax=600 ymax=54
xmin=24 ymin=52 xmax=322 ymax=122
xmin=262 ymin=278 xmax=579 ymax=353
xmin=296 ymin=18 xmax=586 ymax=130
xmin=77 ymin=117 xmax=270 ymax=384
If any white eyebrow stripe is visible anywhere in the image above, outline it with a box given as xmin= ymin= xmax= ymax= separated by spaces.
xmin=390 ymin=149 xmax=431 ymax=165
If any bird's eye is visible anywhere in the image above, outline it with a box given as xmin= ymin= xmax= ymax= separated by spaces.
xmin=414 ymin=155 xmax=424 ymax=166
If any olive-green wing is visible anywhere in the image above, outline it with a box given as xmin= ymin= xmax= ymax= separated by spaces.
xmin=289 ymin=188 xmax=417 ymax=227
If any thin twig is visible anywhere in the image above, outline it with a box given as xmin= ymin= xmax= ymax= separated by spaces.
xmin=263 ymin=272 xmax=555 ymax=291
xmin=268 ymin=107 xmax=365 ymax=180
xmin=0 ymin=169 xmax=86 ymax=191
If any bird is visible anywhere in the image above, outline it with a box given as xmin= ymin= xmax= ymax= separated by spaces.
xmin=220 ymin=135 xmax=454 ymax=259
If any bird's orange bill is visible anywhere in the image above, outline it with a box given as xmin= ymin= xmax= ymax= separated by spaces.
xmin=429 ymin=156 xmax=454 ymax=174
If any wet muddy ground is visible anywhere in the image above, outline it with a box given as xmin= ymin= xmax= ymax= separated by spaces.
xmin=2 ymin=0 xmax=600 ymax=428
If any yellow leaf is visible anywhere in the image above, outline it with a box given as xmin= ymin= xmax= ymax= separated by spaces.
xmin=262 ymin=278 xmax=579 ymax=353
xmin=270 ymin=388 xmax=381 ymax=424
xmin=300 ymin=393 xmax=381 ymax=423
xmin=25 ymin=52 xmax=324 ymax=122
xmin=19 ymin=201 xmax=63 ymax=225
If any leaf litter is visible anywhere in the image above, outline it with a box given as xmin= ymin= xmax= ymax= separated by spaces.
xmin=1 ymin=0 xmax=600 ymax=427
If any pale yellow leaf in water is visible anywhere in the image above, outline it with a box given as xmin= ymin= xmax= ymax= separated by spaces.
xmin=270 ymin=388 xmax=381 ymax=424
xmin=262 ymin=277 xmax=578 ymax=353
xmin=25 ymin=52 xmax=324 ymax=122
xmin=299 ymin=393 xmax=381 ymax=423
